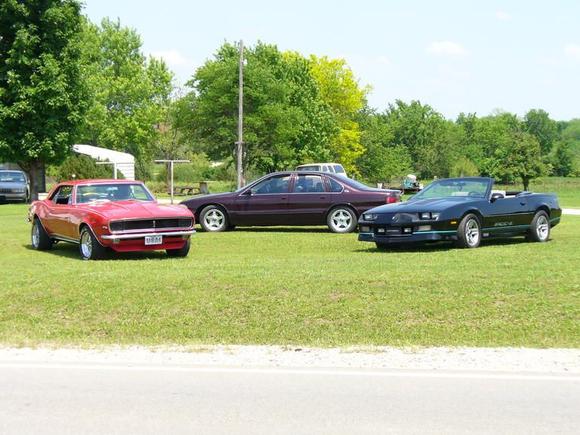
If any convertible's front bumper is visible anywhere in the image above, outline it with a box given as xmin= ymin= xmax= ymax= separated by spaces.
xmin=358 ymin=230 xmax=457 ymax=244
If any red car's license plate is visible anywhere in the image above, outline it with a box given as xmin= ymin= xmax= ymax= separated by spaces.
xmin=144 ymin=235 xmax=162 ymax=245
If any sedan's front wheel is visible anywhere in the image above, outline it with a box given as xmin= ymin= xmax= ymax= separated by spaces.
xmin=199 ymin=206 xmax=228 ymax=232
xmin=327 ymin=207 xmax=357 ymax=233
xmin=456 ymin=213 xmax=481 ymax=248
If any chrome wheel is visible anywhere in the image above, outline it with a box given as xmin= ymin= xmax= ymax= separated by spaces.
xmin=329 ymin=208 xmax=354 ymax=233
xmin=80 ymin=230 xmax=92 ymax=259
xmin=536 ymin=215 xmax=549 ymax=241
xmin=31 ymin=222 xmax=40 ymax=248
xmin=465 ymin=218 xmax=480 ymax=247
xmin=203 ymin=209 xmax=225 ymax=231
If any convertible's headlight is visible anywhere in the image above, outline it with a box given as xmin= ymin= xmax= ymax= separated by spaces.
xmin=419 ymin=212 xmax=440 ymax=220
xmin=363 ymin=213 xmax=378 ymax=221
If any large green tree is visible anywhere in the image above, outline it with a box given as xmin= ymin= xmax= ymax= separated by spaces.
xmin=309 ymin=56 xmax=368 ymax=174
xmin=189 ymin=42 xmax=337 ymax=176
xmin=0 ymin=0 xmax=87 ymax=199
xmin=78 ymin=18 xmax=173 ymax=178
xmin=524 ymin=109 xmax=558 ymax=155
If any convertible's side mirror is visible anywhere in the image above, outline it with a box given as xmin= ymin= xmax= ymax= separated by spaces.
xmin=490 ymin=193 xmax=504 ymax=202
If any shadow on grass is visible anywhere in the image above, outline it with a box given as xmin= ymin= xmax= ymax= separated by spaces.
xmin=230 ymin=226 xmax=330 ymax=234
xmin=355 ymin=236 xmax=535 ymax=253
xmin=23 ymin=243 xmax=172 ymax=261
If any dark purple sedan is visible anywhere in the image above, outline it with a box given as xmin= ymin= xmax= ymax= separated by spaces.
xmin=181 ymin=171 xmax=401 ymax=233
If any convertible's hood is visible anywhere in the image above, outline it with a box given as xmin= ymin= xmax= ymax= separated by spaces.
xmin=82 ymin=201 xmax=192 ymax=220
xmin=370 ymin=197 xmax=477 ymax=214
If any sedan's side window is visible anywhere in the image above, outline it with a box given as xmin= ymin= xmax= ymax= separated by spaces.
xmin=327 ymin=178 xmax=344 ymax=193
xmin=252 ymin=175 xmax=291 ymax=195
xmin=293 ymin=175 xmax=325 ymax=193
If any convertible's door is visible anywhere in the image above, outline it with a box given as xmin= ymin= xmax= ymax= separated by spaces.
xmin=483 ymin=197 xmax=532 ymax=232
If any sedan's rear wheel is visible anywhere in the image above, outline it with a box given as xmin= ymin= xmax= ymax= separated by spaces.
xmin=79 ymin=227 xmax=106 ymax=260
xmin=31 ymin=218 xmax=52 ymax=250
xmin=200 ymin=206 xmax=228 ymax=232
xmin=327 ymin=207 xmax=357 ymax=233
xmin=456 ymin=214 xmax=481 ymax=248
xmin=527 ymin=211 xmax=550 ymax=243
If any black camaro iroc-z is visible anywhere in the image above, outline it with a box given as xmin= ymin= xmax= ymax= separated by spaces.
xmin=358 ymin=177 xmax=561 ymax=249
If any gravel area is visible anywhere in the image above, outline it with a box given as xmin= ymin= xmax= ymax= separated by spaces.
xmin=1 ymin=345 xmax=579 ymax=373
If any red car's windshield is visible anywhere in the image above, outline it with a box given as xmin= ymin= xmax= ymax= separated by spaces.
xmin=76 ymin=183 xmax=154 ymax=203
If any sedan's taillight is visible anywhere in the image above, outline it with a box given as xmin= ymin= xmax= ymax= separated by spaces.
xmin=385 ymin=192 xmax=400 ymax=204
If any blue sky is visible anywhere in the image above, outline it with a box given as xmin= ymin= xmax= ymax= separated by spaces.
xmin=83 ymin=0 xmax=580 ymax=120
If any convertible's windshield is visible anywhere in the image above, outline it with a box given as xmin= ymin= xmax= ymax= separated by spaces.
xmin=77 ymin=183 xmax=154 ymax=203
xmin=411 ymin=179 xmax=491 ymax=200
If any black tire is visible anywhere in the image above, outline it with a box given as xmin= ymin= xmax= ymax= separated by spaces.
xmin=166 ymin=239 xmax=191 ymax=257
xmin=31 ymin=218 xmax=53 ymax=250
xmin=456 ymin=213 xmax=481 ymax=249
xmin=327 ymin=206 xmax=357 ymax=233
xmin=199 ymin=205 xmax=228 ymax=232
xmin=527 ymin=210 xmax=550 ymax=243
xmin=79 ymin=226 xmax=106 ymax=260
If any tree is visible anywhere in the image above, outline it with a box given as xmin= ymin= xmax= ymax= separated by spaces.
xmin=78 ymin=18 xmax=173 ymax=178
xmin=0 ymin=0 xmax=87 ymax=199
xmin=484 ymin=132 xmax=547 ymax=190
xmin=524 ymin=109 xmax=558 ymax=155
xmin=356 ymin=109 xmax=412 ymax=183
xmin=189 ymin=42 xmax=337 ymax=175
xmin=309 ymin=56 xmax=368 ymax=174
xmin=383 ymin=100 xmax=452 ymax=178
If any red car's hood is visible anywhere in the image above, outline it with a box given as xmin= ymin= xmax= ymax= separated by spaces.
xmin=82 ymin=200 xmax=193 ymax=220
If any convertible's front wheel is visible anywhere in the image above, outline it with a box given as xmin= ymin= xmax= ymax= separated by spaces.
xmin=456 ymin=214 xmax=481 ymax=249
xmin=527 ymin=211 xmax=550 ymax=243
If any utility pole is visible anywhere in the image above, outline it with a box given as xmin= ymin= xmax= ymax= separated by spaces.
xmin=236 ymin=39 xmax=244 ymax=189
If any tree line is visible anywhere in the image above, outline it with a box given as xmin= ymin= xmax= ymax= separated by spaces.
xmin=1 ymin=1 xmax=579 ymax=199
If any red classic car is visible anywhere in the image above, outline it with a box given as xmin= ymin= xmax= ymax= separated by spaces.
xmin=28 ymin=179 xmax=195 ymax=260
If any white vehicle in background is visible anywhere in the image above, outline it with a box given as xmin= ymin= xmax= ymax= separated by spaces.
xmin=296 ymin=163 xmax=347 ymax=177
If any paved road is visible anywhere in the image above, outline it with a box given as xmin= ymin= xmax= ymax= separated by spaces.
xmin=1 ymin=362 xmax=579 ymax=434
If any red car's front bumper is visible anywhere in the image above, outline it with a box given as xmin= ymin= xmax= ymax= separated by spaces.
xmin=99 ymin=230 xmax=195 ymax=252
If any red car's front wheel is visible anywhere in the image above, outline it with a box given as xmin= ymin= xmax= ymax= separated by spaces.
xmin=79 ymin=227 xmax=106 ymax=260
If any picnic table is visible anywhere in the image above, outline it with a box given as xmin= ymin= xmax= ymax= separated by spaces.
xmin=170 ymin=181 xmax=209 ymax=196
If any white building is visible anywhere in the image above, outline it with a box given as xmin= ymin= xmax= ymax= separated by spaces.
xmin=72 ymin=144 xmax=135 ymax=180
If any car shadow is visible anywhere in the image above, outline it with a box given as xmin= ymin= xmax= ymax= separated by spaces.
xmin=229 ymin=227 xmax=330 ymax=234
xmin=23 ymin=243 xmax=172 ymax=261
xmin=354 ymin=236 xmax=535 ymax=253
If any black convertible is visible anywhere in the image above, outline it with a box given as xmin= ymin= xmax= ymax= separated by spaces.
xmin=358 ymin=177 xmax=561 ymax=249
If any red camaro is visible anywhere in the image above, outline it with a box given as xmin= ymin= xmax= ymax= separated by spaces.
xmin=28 ymin=179 xmax=195 ymax=260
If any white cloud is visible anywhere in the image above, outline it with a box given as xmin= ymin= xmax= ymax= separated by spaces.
xmin=496 ymin=10 xmax=511 ymax=21
xmin=427 ymin=41 xmax=468 ymax=56
xmin=564 ymin=44 xmax=580 ymax=59
xmin=150 ymin=49 xmax=190 ymax=67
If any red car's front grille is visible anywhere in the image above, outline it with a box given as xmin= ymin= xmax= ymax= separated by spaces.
xmin=110 ymin=218 xmax=193 ymax=232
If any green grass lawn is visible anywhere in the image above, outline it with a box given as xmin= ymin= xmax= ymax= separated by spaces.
xmin=0 ymin=204 xmax=578 ymax=348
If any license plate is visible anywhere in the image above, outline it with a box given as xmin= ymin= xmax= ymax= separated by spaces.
xmin=144 ymin=235 xmax=162 ymax=245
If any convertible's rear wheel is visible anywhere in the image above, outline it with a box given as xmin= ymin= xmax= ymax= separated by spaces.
xmin=79 ymin=227 xmax=106 ymax=260
xmin=31 ymin=218 xmax=52 ymax=250
xmin=528 ymin=210 xmax=550 ymax=243
xmin=456 ymin=214 xmax=481 ymax=249
xmin=200 ymin=206 xmax=228 ymax=232
xmin=327 ymin=207 xmax=357 ymax=233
